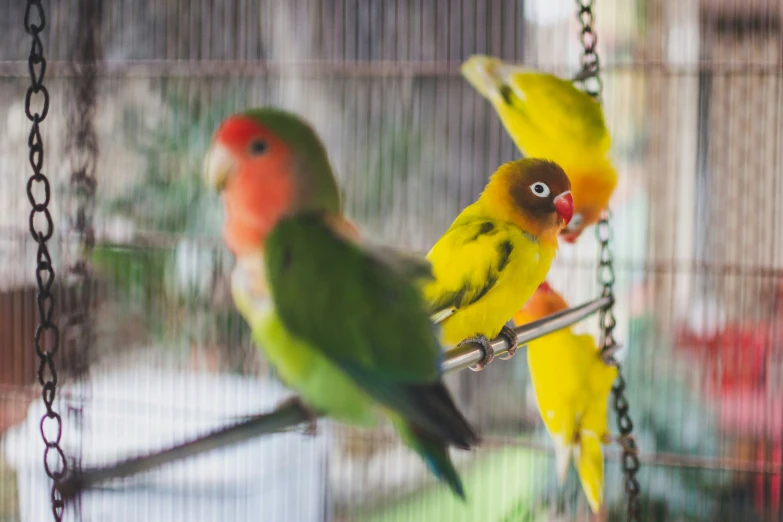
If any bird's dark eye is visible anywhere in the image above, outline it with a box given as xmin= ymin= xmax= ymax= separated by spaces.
xmin=530 ymin=182 xmax=550 ymax=198
xmin=249 ymin=139 xmax=267 ymax=156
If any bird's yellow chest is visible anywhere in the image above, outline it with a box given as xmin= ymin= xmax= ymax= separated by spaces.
xmin=440 ymin=235 xmax=556 ymax=345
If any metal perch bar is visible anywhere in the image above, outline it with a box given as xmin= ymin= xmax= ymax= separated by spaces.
xmin=56 ymin=403 xmax=313 ymax=501
xmin=441 ymin=295 xmax=612 ymax=372
xmin=56 ymin=295 xmax=611 ymax=501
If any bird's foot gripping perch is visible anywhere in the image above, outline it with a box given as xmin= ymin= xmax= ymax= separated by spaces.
xmin=277 ymin=396 xmax=319 ymax=436
xmin=496 ymin=325 xmax=519 ymax=360
xmin=463 ymin=334 xmax=494 ymax=372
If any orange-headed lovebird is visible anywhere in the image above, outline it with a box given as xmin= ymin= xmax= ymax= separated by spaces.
xmin=423 ymin=159 xmax=573 ymax=368
xmin=204 ymin=108 xmax=479 ymax=498
xmin=513 ymin=282 xmax=618 ymax=513
xmin=461 ymin=55 xmax=618 ymax=243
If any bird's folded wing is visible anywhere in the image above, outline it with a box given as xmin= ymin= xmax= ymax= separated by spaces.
xmin=424 ymin=219 xmax=517 ymax=322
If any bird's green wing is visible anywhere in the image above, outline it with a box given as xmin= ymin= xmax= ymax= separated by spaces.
xmin=264 ymin=213 xmax=477 ymax=448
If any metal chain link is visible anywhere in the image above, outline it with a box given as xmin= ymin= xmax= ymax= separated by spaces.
xmin=575 ymin=1 xmax=641 ymax=520
xmin=24 ymin=1 xmax=67 ymax=520
xmin=595 ymin=212 xmax=618 ymax=361
xmin=63 ymin=0 xmax=100 ymax=380
xmin=63 ymin=0 xmax=102 ymax=501
xmin=573 ymin=0 xmax=604 ymax=102
xmin=596 ymin=211 xmax=641 ymax=521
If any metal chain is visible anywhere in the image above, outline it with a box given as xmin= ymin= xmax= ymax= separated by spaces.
xmin=24 ymin=1 xmax=67 ymax=520
xmin=575 ymin=1 xmax=641 ymax=520
xmin=573 ymin=0 xmax=604 ymax=101
xmin=63 ymin=0 xmax=102 ymax=504
xmin=63 ymin=0 xmax=100 ymax=379
xmin=596 ymin=211 xmax=641 ymax=520
xmin=595 ymin=212 xmax=618 ymax=361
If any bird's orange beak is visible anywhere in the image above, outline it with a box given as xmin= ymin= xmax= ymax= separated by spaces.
xmin=553 ymin=191 xmax=574 ymax=226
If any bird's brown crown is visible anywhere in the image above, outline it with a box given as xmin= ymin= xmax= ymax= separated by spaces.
xmin=481 ymin=158 xmax=573 ymax=244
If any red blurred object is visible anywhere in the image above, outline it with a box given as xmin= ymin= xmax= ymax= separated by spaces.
xmin=755 ymin=442 xmax=782 ymax=516
xmin=675 ymin=281 xmax=783 ymax=517
xmin=675 ymin=320 xmax=777 ymax=398
xmin=674 ymin=280 xmax=783 ymax=406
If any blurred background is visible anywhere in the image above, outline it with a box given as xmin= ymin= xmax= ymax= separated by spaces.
xmin=0 ymin=0 xmax=782 ymax=521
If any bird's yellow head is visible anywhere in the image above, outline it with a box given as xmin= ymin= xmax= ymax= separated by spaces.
xmin=513 ymin=281 xmax=569 ymax=325
xmin=481 ymin=159 xmax=573 ymax=245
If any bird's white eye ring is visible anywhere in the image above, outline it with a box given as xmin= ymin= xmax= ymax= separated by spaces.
xmin=530 ymin=182 xmax=550 ymax=198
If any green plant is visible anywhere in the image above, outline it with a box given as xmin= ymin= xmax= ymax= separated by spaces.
xmin=94 ymin=83 xmax=252 ymax=368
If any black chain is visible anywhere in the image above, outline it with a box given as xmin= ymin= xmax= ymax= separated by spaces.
xmin=595 ymin=212 xmax=618 ymax=361
xmin=596 ymin=211 xmax=641 ymax=521
xmin=24 ymin=1 xmax=66 ymax=520
xmin=63 ymin=0 xmax=100 ymax=379
xmin=573 ymin=0 xmax=603 ymax=102
xmin=62 ymin=0 xmax=102 ymax=504
xmin=575 ymin=1 xmax=641 ymax=520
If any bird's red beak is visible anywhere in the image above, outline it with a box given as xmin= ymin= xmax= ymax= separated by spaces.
xmin=553 ymin=191 xmax=574 ymax=226
xmin=538 ymin=281 xmax=552 ymax=293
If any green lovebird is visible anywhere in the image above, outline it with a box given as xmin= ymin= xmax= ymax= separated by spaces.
xmin=203 ymin=107 xmax=479 ymax=499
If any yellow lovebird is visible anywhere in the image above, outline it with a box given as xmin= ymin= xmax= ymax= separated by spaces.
xmin=461 ymin=55 xmax=617 ymax=243
xmin=513 ymin=282 xmax=618 ymax=514
xmin=423 ymin=158 xmax=573 ymax=369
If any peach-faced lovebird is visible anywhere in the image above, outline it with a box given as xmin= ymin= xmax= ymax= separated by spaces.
xmin=204 ymin=107 xmax=478 ymax=499
xmin=461 ymin=55 xmax=617 ymax=243
xmin=513 ymin=282 xmax=617 ymax=513
xmin=422 ymin=159 xmax=573 ymax=369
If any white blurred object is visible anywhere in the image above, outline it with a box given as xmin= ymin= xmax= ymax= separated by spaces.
xmin=173 ymin=238 xmax=217 ymax=296
xmin=103 ymin=216 xmax=136 ymax=245
xmin=683 ymin=294 xmax=727 ymax=340
xmin=524 ymin=0 xmax=572 ymax=26
xmin=2 ymin=366 xmax=330 ymax=522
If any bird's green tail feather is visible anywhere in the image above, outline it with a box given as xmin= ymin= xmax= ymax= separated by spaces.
xmin=392 ymin=416 xmax=467 ymax=501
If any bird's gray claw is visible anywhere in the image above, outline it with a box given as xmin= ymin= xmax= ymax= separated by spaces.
xmin=462 ymin=334 xmax=494 ymax=372
xmin=497 ymin=325 xmax=519 ymax=360
xmin=600 ymin=343 xmax=623 ymax=365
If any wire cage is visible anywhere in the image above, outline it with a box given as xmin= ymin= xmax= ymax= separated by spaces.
xmin=0 ymin=0 xmax=782 ymax=521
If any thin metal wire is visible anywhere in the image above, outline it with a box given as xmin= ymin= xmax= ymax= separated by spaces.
xmin=332 ymin=429 xmax=783 ymax=475
xmin=1 ymin=59 xmax=782 ymax=79
xmin=23 ymin=1 xmax=67 ymax=520
xmin=6 ymin=224 xmax=783 ymax=277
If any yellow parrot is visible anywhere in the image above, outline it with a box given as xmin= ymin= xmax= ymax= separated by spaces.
xmin=422 ymin=158 xmax=573 ymax=369
xmin=513 ymin=281 xmax=618 ymax=514
xmin=461 ymin=55 xmax=618 ymax=243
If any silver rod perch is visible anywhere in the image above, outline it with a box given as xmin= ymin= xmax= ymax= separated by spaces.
xmin=441 ymin=295 xmax=613 ymax=372
xmin=56 ymin=295 xmax=611 ymax=500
